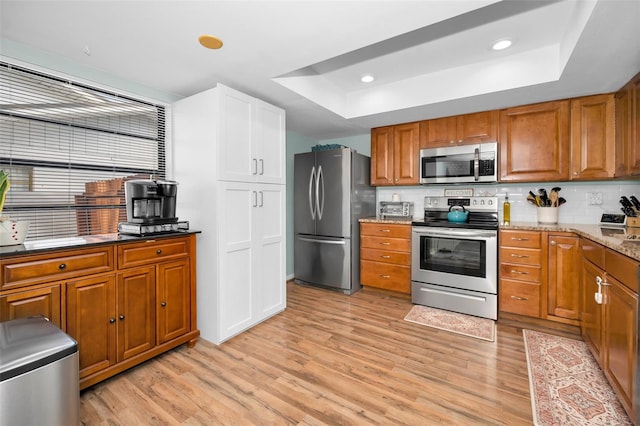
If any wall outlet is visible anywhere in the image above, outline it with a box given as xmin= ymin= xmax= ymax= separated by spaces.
xmin=586 ymin=192 xmax=603 ymax=205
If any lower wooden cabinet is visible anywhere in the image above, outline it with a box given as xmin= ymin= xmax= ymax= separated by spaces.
xmin=0 ymin=234 xmax=199 ymax=390
xmin=547 ymin=234 xmax=581 ymax=323
xmin=360 ymin=222 xmax=411 ymax=293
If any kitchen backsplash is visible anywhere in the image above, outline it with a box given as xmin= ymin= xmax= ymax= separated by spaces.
xmin=377 ymin=181 xmax=640 ymax=224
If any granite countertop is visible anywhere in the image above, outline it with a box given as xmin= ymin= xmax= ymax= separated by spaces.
xmin=359 ymin=217 xmax=640 ymax=262
xmin=0 ymin=230 xmax=200 ymax=258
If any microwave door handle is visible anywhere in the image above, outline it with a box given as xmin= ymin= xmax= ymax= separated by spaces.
xmin=308 ymin=166 xmax=316 ymax=220
xmin=474 ymin=148 xmax=480 ymax=181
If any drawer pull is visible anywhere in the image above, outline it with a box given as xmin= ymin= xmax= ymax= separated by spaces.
xmin=161 ymin=301 xmax=167 ymax=307
xmin=109 ymin=318 xmax=116 ymax=324
xmin=510 ymin=254 xmax=528 ymax=259
xmin=379 ymin=229 xmax=391 ymax=233
xmin=156 ymin=249 xmax=162 ymax=255
xmin=58 ymin=263 xmax=67 ymax=270
xmin=511 ymin=237 xmax=529 ymax=241
xmin=379 ymin=275 xmax=391 ymax=279
xmin=510 ymin=270 xmax=528 ymax=275
xmin=380 ymin=242 xmax=391 ymax=246
xmin=380 ymin=255 xmax=391 ymax=259
xmin=510 ymin=295 xmax=528 ymax=301
xmin=119 ymin=315 xmax=125 ymax=320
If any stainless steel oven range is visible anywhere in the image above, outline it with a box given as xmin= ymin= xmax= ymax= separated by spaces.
xmin=411 ymin=196 xmax=498 ymax=320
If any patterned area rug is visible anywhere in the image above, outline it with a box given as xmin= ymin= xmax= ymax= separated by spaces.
xmin=403 ymin=305 xmax=495 ymax=341
xmin=523 ymin=329 xmax=632 ymax=426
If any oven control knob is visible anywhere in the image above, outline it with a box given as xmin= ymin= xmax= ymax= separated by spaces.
xmin=472 ymin=200 xmax=477 ymax=205
xmin=488 ymin=200 xmax=493 ymax=205
xmin=480 ymin=200 xmax=485 ymax=205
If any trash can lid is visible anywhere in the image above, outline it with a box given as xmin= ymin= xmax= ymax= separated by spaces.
xmin=0 ymin=316 xmax=77 ymax=382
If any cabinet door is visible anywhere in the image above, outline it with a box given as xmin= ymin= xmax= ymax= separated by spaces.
xmin=581 ymin=259 xmax=604 ymax=366
xmin=570 ymin=94 xmax=615 ymax=179
xmin=615 ymin=85 xmax=631 ymax=177
xmin=500 ymin=100 xmax=570 ymax=181
xmin=457 ymin=110 xmax=499 ymax=143
xmin=603 ymin=274 xmax=638 ymax=417
xmin=66 ymin=275 xmax=116 ymax=378
xmin=255 ymin=99 xmax=285 ymax=184
xmin=547 ymin=235 xmax=580 ymax=321
xmin=217 ymin=84 xmax=255 ymax=182
xmin=0 ymin=284 xmax=62 ymax=328
xmin=393 ymin=122 xmax=419 ymax=185
xmin=422 ymin=116 xmax=456 ymax=147
xmin=255 ymin=184 xmax=286 ymax=319
xmin=117 ymin=266 xmax=155 ymax=360
xmin=157 ymin=260 xmax=191 ymax=343
xmin=370 ymin=126 xmax=394 ymax=185
xmin=630 ymin=75 xmax=640 ymax=176
xmin=218 ymin=182 xmax=255 ymax=339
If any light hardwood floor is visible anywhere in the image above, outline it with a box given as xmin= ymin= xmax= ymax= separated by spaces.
xmin=80 ymin=282 xmax=540 ymax=425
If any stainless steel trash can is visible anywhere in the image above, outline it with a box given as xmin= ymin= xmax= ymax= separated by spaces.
xmin=0 ymin=316 xmax=79 ymax=426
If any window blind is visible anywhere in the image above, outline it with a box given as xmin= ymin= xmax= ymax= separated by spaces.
xmin=0 ymin=62 xmax=166 ymax=240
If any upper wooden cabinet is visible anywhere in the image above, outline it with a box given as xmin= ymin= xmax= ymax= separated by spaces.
xmin=500 ymin=100 xmax=571 ymax=182
xmin=370 ymin=123 xmax=419 ymax=186
xmin=570 ymin=94 xmax=615 ymax=180
xmin=419 ymin=110 xmax=499 ymax=148
xmin=615 ymin=71 xmax=640 ymax=177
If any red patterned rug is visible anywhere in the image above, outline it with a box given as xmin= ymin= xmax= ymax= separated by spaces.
xmin=403 ymin=305 xmax=495 ymax=341
xmin=523 ymin=329 xmax=632 ymax=425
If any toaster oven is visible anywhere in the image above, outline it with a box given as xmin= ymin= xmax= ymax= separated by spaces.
xmin=379 ymin=201 xmax=413 ymax=219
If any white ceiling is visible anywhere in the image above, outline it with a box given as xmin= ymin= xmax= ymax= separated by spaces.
xmin=1 ymin=0 xmax=640 ymax=141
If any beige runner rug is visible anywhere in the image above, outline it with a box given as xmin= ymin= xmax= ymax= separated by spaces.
xmin=404 ymin=305 xmax=495 ymax=341
xmin=523 ymin=329 xmax=632 ymax=425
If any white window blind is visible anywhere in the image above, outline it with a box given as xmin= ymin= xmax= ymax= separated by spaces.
xmin=0 ymin=62 xmax=166 ymax=240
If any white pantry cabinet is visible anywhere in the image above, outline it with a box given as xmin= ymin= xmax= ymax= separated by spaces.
xmin=216 ymin=84 xmax=285 ymax=184
xmin=172 ymin=84 xmax=286 ymax=345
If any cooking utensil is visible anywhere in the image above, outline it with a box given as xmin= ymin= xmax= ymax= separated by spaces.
xmin=549 ymin=191 xmax=559 ymax=207
xmin=621 ymin=196 xmax=634 ymax=209
xmin=526 ymin=194 xmax=538 ymax=206
xmin=538 ymin=189 xmax=549 ymax=206
xmin=629 ymin=195 xmax=640 ymax=210
xmin=447 ymin=205 xmax=469 ymax=223
xmin=557 ymin=197 xmax=566 ymax=206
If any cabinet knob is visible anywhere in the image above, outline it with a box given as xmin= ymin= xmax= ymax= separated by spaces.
xmin=59 ymin=263 xmax=67 ymax=270
xmin=550 ymin=240 xmax=557 ymax=246
xmin=161 ymin=301 xmax=167 ymax=307
xmin=109 ymin=318 xmax=116 ymax=324
xmin=119 ymin=315 xmax=125 ymax=320
xmin=573 ymin=171 xmax=579 ymax=176
xmin=156 ymin=249 xmax=162 ymax=255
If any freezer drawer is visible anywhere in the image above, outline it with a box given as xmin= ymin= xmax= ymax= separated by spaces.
xmin=0 ymin=316 xmax=79 ymax=426
xmin=294 ymin=234 xmax=351 ymax=291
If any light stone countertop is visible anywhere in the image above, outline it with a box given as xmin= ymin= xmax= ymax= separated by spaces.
xmin=359 ymin=217 xmax=640 ymax=262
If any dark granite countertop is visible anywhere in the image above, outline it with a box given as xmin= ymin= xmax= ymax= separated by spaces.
xmin=0 ymin=230 xmax=201 ymax=258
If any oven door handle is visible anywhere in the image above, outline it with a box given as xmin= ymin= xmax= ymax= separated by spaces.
xmin=412 ymin=227 xmax=496 ymax=239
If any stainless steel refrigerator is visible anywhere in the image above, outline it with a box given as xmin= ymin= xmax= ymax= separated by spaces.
xmin=294 ymin=148 xmax=375 ymax=294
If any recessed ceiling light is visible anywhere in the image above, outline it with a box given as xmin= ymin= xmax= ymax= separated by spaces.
xmin=492 ymin=39 xmax=512 ymax=51
xmin=361 ymin=75 xmax=374 ymax=83
xmin=199 ymin=34 xmax=223 ymax=50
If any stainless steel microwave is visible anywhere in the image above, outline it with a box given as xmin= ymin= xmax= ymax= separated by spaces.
xmin=419 ymin=142 xmax=498 ymax=184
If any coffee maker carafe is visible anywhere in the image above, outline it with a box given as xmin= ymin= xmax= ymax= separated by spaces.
xmin=125 ymin=180 xmax=178 ymax=224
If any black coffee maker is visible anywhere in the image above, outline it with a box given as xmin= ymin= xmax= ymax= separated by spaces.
xmin=125 ymin=179 xmax=178 ymax=224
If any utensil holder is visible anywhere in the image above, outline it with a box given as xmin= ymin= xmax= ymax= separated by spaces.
xmin=536 ymin=207 xmax=558 ymax=224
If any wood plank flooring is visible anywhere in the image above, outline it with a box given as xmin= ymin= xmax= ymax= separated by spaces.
xmin=80 ymin=282 xmax=539 ymax=425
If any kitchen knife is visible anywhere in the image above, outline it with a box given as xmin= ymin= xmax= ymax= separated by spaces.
xmin=621 ymin=206 xmax=637 ymax=217
xmin=620 ymin=196 xmax=634 ymax=209
xmin=629 ymin=195 xmax=640 ymax=210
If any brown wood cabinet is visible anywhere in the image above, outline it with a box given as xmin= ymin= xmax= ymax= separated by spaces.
xmin=419 ymin=110 xmax=499 ymax=148
xmin=570 ymin=94 xmax=615 ymax=180
xmin=360 ymin=222 xmax=411 ymax=293
xmin=499 ymin=229 xmax=545 ymax=317
xmin=579 ymin=239 xmax=638 ymax=422
xmin=0 ymin=233 xmax=199 ymax=390
xmin=615 ymin=71 xmax=640 ymax=177
xmin=547 ymin=233 xmax=581 ymax=324
xmin=370 ymin=123 xmax=419 ymax=186
xmin=500 ymin=100 xmax=570 ymax=182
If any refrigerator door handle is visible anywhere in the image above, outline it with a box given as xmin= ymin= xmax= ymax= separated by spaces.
xmin=308 ymin=166 xmax=316 ymax=220
xmin=297 ymin=236 xmax=346 ymax=245
xmin=316 ymin=165 xmax=325 ymax=220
